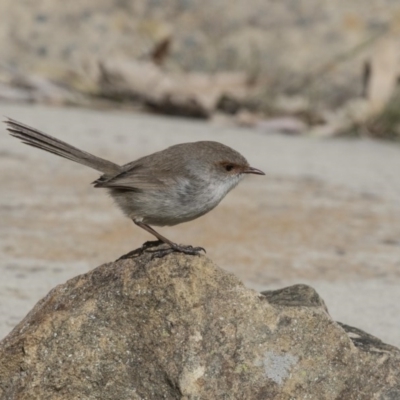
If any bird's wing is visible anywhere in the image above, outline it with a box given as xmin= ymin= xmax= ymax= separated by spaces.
xmin=93 ymin=162 xmax=177 ymax=191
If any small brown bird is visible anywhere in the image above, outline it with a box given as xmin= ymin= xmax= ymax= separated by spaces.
xmin=5 ymin=118 xmax=264 ymax=256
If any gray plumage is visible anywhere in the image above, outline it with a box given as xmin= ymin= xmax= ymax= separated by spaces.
xmin=5 ymin=118 xmax=264 ymax=254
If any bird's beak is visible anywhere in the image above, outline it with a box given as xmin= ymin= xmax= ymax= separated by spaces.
xmin=243 ymin=166 xmax=265 ymax=175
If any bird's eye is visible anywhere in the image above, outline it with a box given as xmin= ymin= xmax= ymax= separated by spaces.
xmin=225 ymin=164 xmax=234 ymax=172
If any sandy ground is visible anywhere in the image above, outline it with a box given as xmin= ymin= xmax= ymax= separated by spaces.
xmin=0 ymin=103 xmax=399 ymax=347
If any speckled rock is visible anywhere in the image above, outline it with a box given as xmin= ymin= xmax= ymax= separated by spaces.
xmin=0 ymin=248 xmax=399 ymax=399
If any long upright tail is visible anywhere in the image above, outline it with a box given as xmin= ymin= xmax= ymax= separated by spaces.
xmin=5 ymin=118 xmax=121 ymax=175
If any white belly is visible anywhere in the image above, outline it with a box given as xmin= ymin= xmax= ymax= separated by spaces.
xmin=111 ymin=175 xmax=243 ymax=227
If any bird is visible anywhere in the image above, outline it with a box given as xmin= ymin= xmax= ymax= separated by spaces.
xmin=5 ymin=118 xmax=264 ymax=256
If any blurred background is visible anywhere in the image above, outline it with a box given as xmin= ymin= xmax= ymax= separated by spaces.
xmin=1 ymin=1 xmax=400 ymax=346
xmin=2 ymin=0 xmax=400 ymax=136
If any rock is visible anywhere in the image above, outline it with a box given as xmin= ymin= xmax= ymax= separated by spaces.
xmin=97 ymin=59 xmax=249 ymax=118
xmin=9 ymin=74 xmax=86 ymax=106
xmin=362 ymin=35 xmax=400 ymax=117
xmin=0 ymin=247 xmax=399 ymax=399
xmin=261 ymin=283 xmax=329 ymax=312
xmin=234 ymin=109 xmax=263 ymax=127
xmin=0 ymin=65 xmax=87 ymax=106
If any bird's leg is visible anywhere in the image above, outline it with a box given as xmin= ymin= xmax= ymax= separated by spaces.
xmin=133 ymin=220 xmax=206 ymax=257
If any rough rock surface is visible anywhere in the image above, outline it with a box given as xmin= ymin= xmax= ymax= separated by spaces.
xmin=0 ymin=248 xmax=399 ymax=399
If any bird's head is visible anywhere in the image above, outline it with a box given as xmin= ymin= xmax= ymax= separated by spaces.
xmin=191 ymin=141 xmax=265 ymax=191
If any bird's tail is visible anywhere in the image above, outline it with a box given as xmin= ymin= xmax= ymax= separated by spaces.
xmin=5 ymin=118 xmax=121 ymax=175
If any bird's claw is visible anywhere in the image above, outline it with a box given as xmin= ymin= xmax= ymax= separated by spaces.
xmin=117 ymin=241 xmax=206 ymax=261
xmin=172 ymin=244 xmax=206 ymax=255
xmin=148 ymin=243 xmax=206 ymax=259
xmin=117 ymin=240 xmax=163 ymax=260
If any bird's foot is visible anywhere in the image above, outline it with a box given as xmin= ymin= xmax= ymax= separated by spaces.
xmin=141 ymin=240 xmax=165 ymax=251
xmin=117 ymin=241 xmax=206 ymax=260
xmin=148 ymin=243 xmax=206 ymax=259
xmin=117 ymin=240 xmax=164 ymax=260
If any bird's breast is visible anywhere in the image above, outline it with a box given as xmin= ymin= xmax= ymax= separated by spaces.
xmin=172 ymin=175 xmax=241 ymax=221
xmin=112 ymin=175 xmax=242 ymax=227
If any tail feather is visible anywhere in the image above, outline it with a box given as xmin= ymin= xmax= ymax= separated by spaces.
xmin=5 ymin=118 xmax=121 ymax=175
